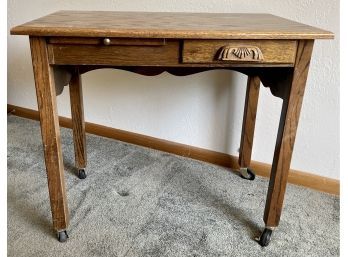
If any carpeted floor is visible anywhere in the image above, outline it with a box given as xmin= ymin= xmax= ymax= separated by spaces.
xmin=7 ymin=115 xmax=339 ymax=257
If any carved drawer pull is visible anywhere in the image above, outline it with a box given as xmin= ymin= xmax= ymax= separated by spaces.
xmin=218 ymin=46 xmax=264 ymax=61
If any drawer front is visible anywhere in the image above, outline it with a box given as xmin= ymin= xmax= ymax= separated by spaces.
xmin=182 ymin=40 xmax=297 ymax=65
xmin=48 ymin=37 xmax=179 ymax=65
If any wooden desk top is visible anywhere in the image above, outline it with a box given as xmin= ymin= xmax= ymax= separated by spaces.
xmin=11 ymin=11 xmax=333 ymax=39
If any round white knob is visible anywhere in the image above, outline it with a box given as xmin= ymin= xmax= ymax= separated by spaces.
xmin=103 ymin=38 xmax=111 ymax=45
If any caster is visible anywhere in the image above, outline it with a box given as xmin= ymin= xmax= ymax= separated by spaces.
xmin=239 ymin=167 xmax=255 ymax=180
xmin=78 ymin=169 xmax=87 ymax=179
xmin=257 ymin=228 xmax=273 ymax=247
xmin=57 ymin=230 xmax=68 ymax=243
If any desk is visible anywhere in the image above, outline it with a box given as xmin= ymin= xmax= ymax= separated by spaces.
xmin=11 ymin=11 xmax=333 ymax=246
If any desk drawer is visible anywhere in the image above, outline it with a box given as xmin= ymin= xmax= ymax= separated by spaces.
xmin=47 ymin=37 xmax=179 ymax=65
xmin=182 ymin=40 xmax=297 ymax=65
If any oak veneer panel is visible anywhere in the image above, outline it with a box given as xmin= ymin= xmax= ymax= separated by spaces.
xmin=48 ymin=41 xmax=180 ymax=66
xmin=183 ymin=40 xmax=297 ymax=64
xmin=10 ymin=11 xmax=333 ymax=39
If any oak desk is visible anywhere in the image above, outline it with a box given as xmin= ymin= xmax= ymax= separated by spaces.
xmin=11 ymin=11 xmax=333 ymax=247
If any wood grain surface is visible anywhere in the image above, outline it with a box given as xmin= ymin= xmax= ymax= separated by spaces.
xmin=29 ymin=36 xmax=69 ymax=231
xmin=69 ymin=69 xmax=86 ymax=169
xmin=48 ymin=37 xmax=166 ymax=46
xmin=263 ymin=40 xmax=314 ymax=227
xmin=10 ymin=11 xmax=333 ymax=39
xmin=238 ymin=76 xmax=260 ymax=168
xmin=48 ymin=41 xmax=180 ymax=65
xmin=183 ymin=39 xmax=297 ymax=64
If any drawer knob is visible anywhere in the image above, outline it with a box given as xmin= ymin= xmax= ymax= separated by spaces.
xmin=103 ymin=38 xmax=111 ymax=45
xmin=218 ymin=46 xmax=263 ymax=61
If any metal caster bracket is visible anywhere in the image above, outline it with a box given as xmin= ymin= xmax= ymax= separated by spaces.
xmin=57 ymin=230 xmax=69 ymax=243
xmin=77 ymin=169 xmax=87 ymax=179
xmin=255 ymin=227 xmax=274 ymax=247
xmin=240 ymin=167 xmax=256 ymax=180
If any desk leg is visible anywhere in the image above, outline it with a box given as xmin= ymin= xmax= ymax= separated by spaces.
xmin=259 ymin=40 xmax=314 ymax=246
xmin=238 ymin=76 xmax=260 ymax=180
xmin=69 ymin=70 xmax=87 ymax=179
xmin=30 ymin=37 xmax=69 ymax=242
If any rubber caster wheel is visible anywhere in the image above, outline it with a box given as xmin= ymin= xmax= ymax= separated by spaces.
xmin=78 ymin=169 xmax=87 ymax=179
xmin=57 ymin=230 xmax=69 ymax=243
xmin=258 ymin=228 xmax=272 ymax=247
xmin=240 ymin=167 xmax=255 ymax=180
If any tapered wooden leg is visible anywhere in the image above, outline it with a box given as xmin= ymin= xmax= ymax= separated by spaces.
xmin=69 ymin=69 xmax=87 ymax=179
xmin=30 ymin=37 xmax=69 ymax=232
xmin=263 ymin=40 xmax=314 ymax=228
xmin=238 ymin=76 xmax=260 ymax=179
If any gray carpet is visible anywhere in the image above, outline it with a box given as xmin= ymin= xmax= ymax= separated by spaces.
xmin=7 ymin=115 xmax=339 ymax=257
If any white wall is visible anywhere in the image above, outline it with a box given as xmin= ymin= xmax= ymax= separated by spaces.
xmin=7 ymin=0 xmax=340 ymax=179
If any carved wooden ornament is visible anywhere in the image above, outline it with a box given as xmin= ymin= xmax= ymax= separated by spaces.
xmin=218 ymin=45 xmax=264 ymax=61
